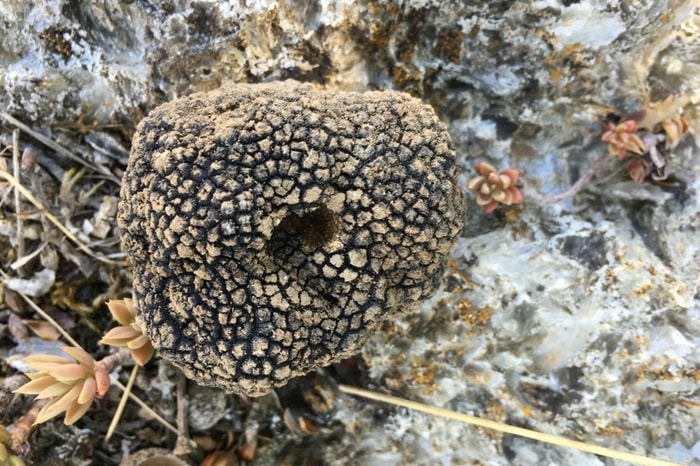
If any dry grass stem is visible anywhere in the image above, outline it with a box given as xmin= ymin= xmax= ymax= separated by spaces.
xmin=105 ymin=364 xmax=139 ymax=441
xmin=108 ymin=376 xmax=185 ymax=440
xmin=338 ymin=384 xmax=682 ymax=466
xmin=10 ymin=243 xmax=47 ymax=271
xmin=0 ymin=164 xmax=119 ymax=265
xmin=240 ymin=399 xmax=261 ymax=461
xmin=0 ymin=112 xmax=120 ymax=184
xmin=2 ymin=283 xmax=184 ymax=441
xmin=173 ymin=371 xmax=193 ymax=456
xmin=0 ymin=272 xmax=81 ymax=347
xmin=12 ymin=130 xmax=26 ymax=277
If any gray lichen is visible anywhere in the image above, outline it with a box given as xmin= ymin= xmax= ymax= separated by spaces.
xmin=118 ymin=81 xmax=464 ymax=396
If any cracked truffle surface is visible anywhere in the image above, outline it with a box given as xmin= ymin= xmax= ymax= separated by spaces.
xmin=118 ymin=81 xmax=464 ymax=395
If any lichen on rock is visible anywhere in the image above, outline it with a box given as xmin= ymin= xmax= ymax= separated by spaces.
xmin=118 ymin=80 xmax=464 ymax=396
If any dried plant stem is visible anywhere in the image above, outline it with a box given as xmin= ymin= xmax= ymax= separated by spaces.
xmin=339 ymin=384 xmax=681 ymax=466
xmin=99 ymin=350 xmax=194 ymax=446
xmin=173 ymin=371 xmax=193 ymax=456
xmin=0 ymin=274 xmax=81 ymax=347
xmin=105 ymin=363 xmax=139 ymax=441
xmin=11 ymin=243 xmax=47 ymax=271
xmin=239 ymin=400 xmax=261 ymax=461
xmin=0 ymin=166 xmax=119 ymax=265
xmin=524 ymin=152 xmax=611 ymax=204
xmin=109 ymin=376 xmax=184 ymax=439
xmin=12 ymin=130 xmax=26 ymax=277
xmin=10 ymin=399 xmax=48 ymax=454
xmin=0 ymin=111 xmax=117 ymax=182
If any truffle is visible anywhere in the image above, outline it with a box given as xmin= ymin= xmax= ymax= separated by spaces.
xmin=118 ymin=81 xmax=464 ymax=396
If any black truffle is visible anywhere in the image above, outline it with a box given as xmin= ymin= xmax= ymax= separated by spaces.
xmin=118 ymin=81 xmax=464 ymax=395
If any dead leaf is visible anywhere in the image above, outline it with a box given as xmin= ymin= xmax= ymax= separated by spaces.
xmin=25 ymin=319 xmax=61 ymax=341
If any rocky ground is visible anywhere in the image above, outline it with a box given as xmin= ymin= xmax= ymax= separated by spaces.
xmin=1 ymin=1 xmax=699 ymax=465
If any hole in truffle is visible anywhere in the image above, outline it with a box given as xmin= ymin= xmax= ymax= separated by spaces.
xmin=277 ymin=205 xmax=340 ymax=249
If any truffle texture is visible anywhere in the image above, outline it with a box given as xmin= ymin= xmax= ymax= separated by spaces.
xmin=118 ymin=81 xmax=464 ymax=396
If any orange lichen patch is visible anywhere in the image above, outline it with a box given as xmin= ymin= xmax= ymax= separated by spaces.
xmin=662 ymin=368 xmax=700 ymax=381
xmin=368 ymin=1 xmax=399 ymax=15
xmin=397 ymin=39 xmax=416 ymax=63
xmin=423 ymin=384 xmax=438 ymax=396
xmin=475 ymin=400 xmax=507 ymax=442
xmin=596 ymin=425 xmax=625 ymax=437
xmin=434 ymin=27 xmax=462 ymax=64
xmin=467 ymin=373 xmax=492 ymax=386
xmin=369 ymin=23 xmax=394 ymax=50
xmin=367 ymin=2 xmax=400 ymax=50
xmin=392 ymin=66 xmax=410 ymax=85
xmin=488 ymin=399 xmax=506 ymax=421
xmin=456 ymin=299 xmax=471 ymax=315
xmin=549 ymin=67 xmax=563 ymax=85
xmin=632 ymin=282 xmax=654 ymax=297
xmin=410 ymin=365 xmax=435 ymax=385
xmin=392 ymin=65 xmax=422 ymax=89
xmin=658 ymin=11 xmax=672 ymax=23
xmin=504 ymin=207 xmax=521 ymax=223
xmin=381 ymin=321 xmax=409 ymax=340
xmin=446 ymin=257 xmax=459 ymax=272
xmin=39 ymin=27 xmax=74 ymax=60
xmin=459 ymin=302 xmax=494 ymax=327
xmin=653 ymin=369 xmax=677 ymax=381
xmin=383 ymin=368 xmax=407 ymax=391
xmin=637 ymin=363 xmax=700 ymax=384
xmin=559 ymin=44 xmax=589 ymax=67
xmin=538 ymin=41 xmax=590 ymax=90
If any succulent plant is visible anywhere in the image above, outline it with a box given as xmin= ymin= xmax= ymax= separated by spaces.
xmin=14 ymin=347 xmax=110 ymax=425
xmin=100 ymin=298 xmax=154 ymax=366
xmin=601 ymin=120 xmax=645 ymax=159
xmin=466 ymin=162 xmax=523 ymax=213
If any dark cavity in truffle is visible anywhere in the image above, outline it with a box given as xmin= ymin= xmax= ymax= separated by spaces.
xmin=118 ymin=80 xmax=464 ymax=396
xmin=278 ymin=205 xmax=340 ymax=249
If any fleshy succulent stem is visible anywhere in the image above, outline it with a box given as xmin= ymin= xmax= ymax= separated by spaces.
xmin=9 ymin=399 xmax=48 ymax=455
xmin=524 ymin=152 xmax=611 ymax=204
